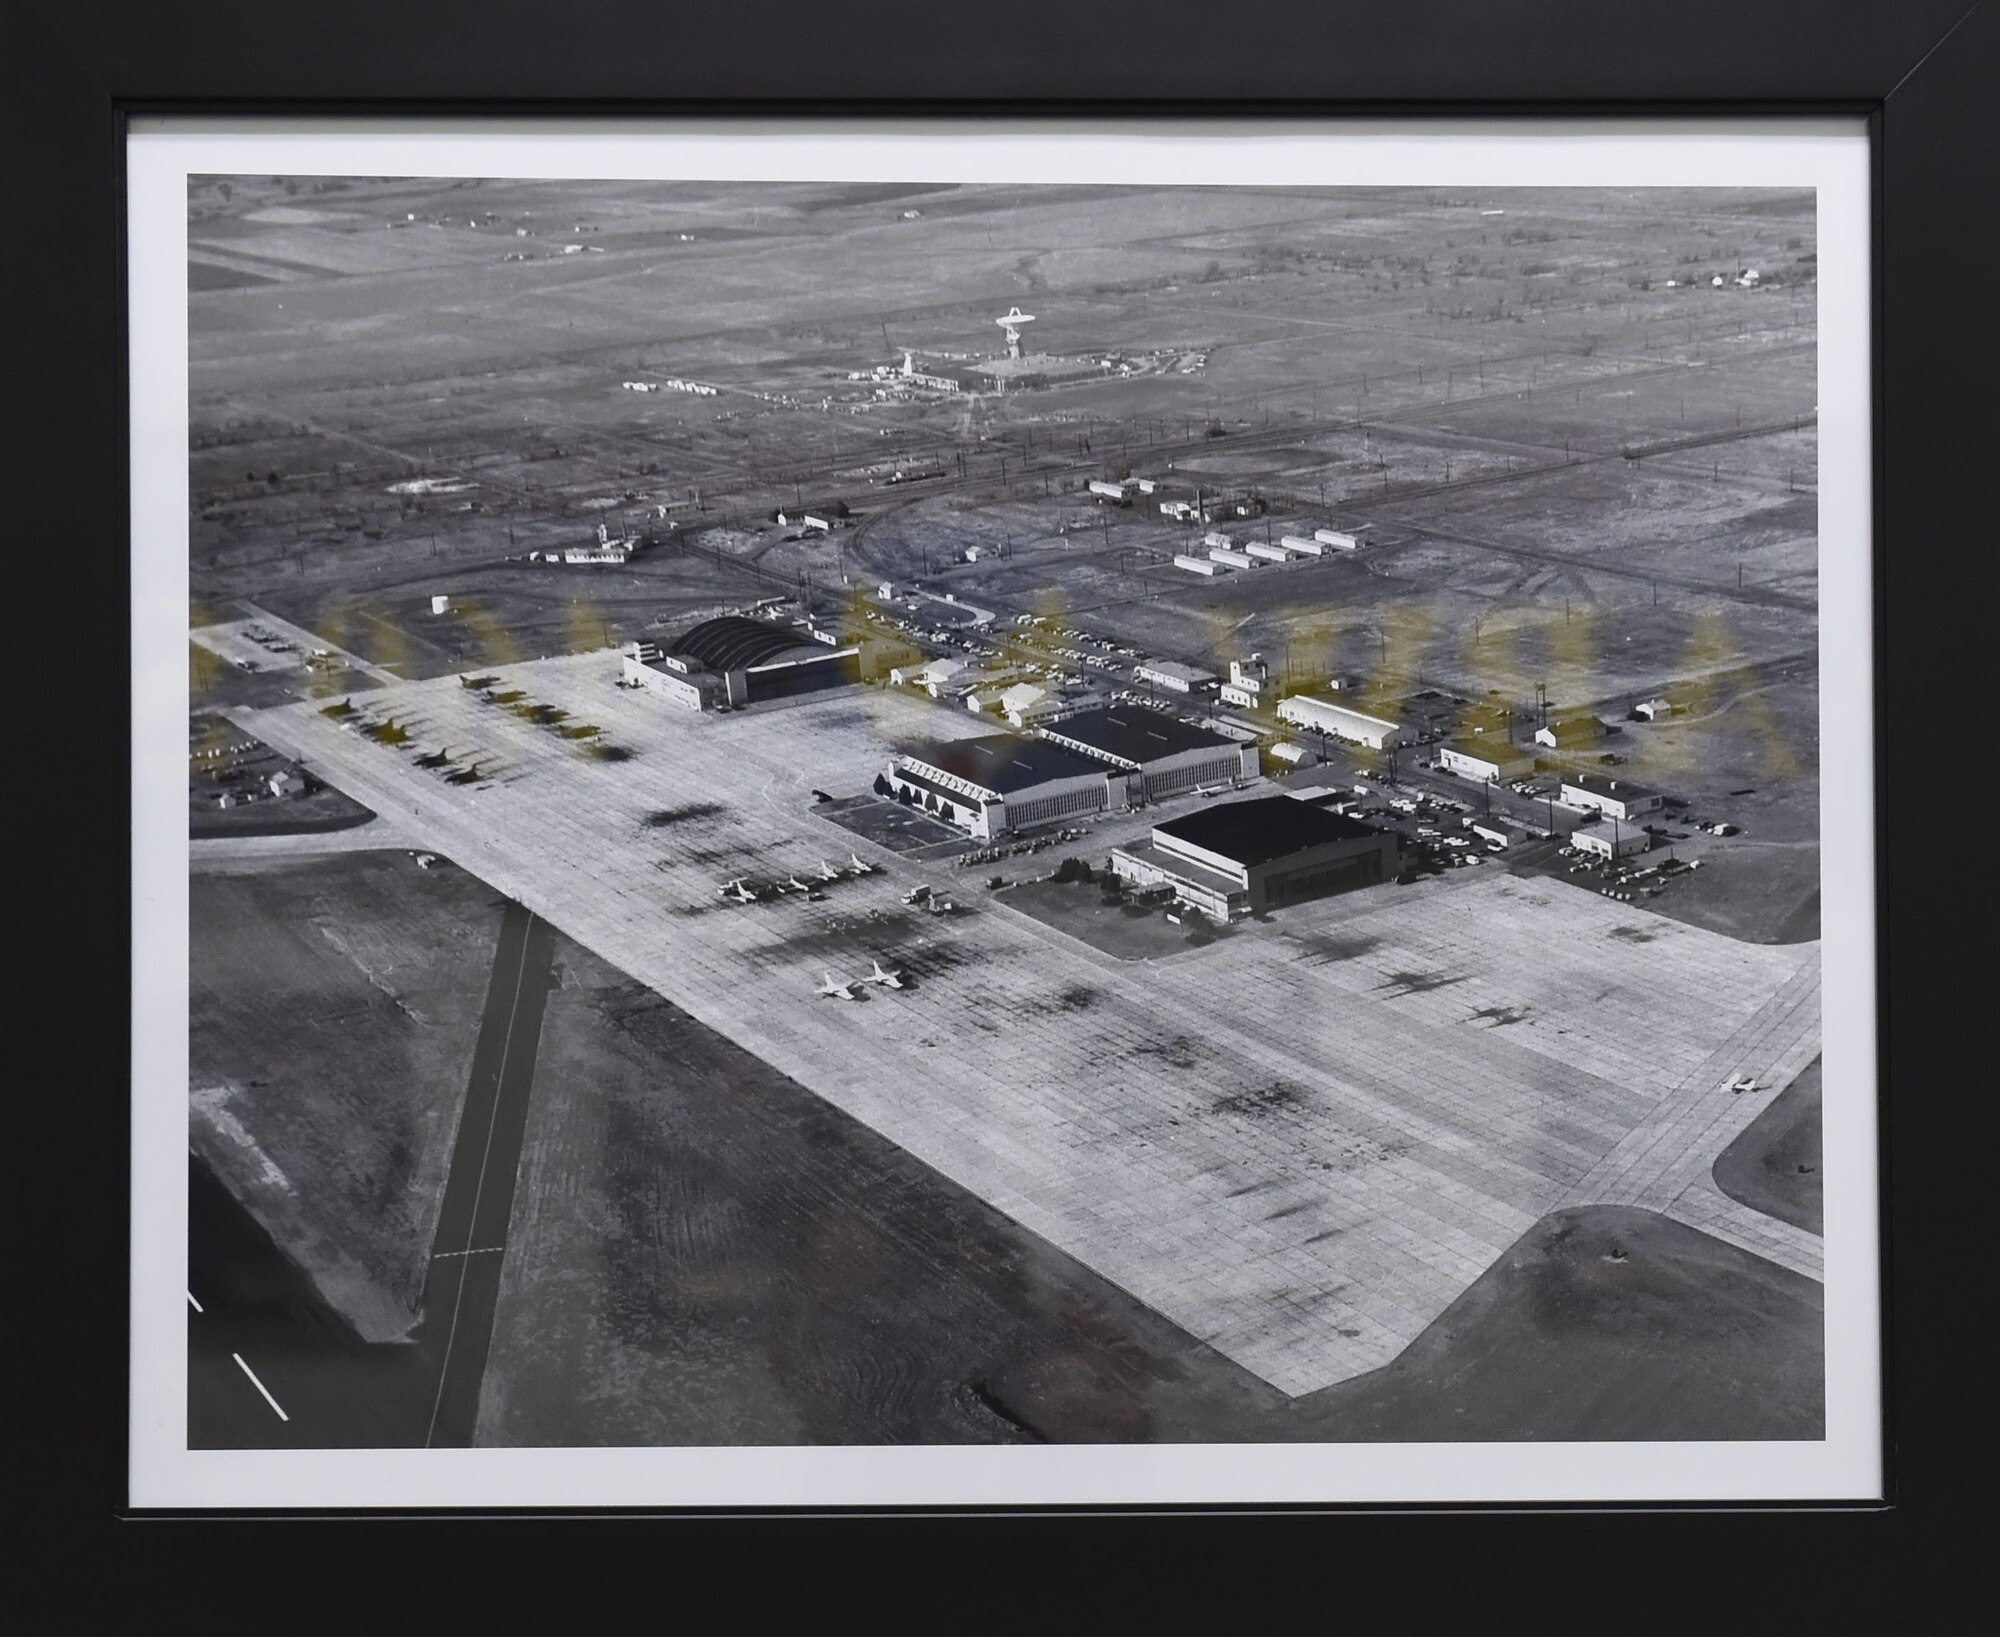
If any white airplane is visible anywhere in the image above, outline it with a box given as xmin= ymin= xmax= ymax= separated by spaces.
xmin=816 ymin=860 xmax=843 ymax=882
xmin=864 ymin=960 xmax=904 ymax=989
xmin=816 ymin=972 xmax=858 ymax=1000
xmin=847 ymin=852 xmax=879 ymax=875
xmin=1729 ymin=1075 xmax=1761 ymax=1094
xmin=782 ymin=875 xmax=814 ymax=894
xmin=717 ymin=876 xmax=750 ymax=899
xmin=725 ymin=881 xmax=758 ymax=905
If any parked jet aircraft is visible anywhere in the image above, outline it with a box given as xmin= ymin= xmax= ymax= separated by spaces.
xmin=847 ymin=852 xmax=880 ymax=875
xmin=445 ymin=760 xmax=488 ymax=785
xmin=816 ymin=973 xmax=858 ymax=1000
xmin=864 ymin=960 xmax=904 ymax=989
xmin=816 ymin=860 xmax=843 ymax=882
xmin=415 ymin=747 xmax=453 ymax=769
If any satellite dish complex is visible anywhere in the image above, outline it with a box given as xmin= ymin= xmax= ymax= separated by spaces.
xmin=995 ymin=306 xmax=1036 ymax=358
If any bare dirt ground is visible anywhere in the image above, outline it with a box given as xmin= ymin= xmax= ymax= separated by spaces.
xmin=189 ymin=849 xmax=500 ymax=1340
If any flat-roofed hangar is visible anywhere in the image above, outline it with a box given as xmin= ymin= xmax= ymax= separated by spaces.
xmin=1038 ymin=705 xmax=1256 ymax=802
xmin=622 ymin=615 xmax=913 ymax=710
xmin=889 ymin=733 xmax=1111 ymax=839
xmin=1111 ymin=794 xmax=1399 ymax=922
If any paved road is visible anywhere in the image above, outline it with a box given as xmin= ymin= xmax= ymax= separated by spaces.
xmin=188 ymin=898 xmax=554 ymax=1448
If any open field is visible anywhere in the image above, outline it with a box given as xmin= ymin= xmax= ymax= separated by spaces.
xmin=238 ymin=658 xmax=1819 ymax=1395
xmin=189 ymin=849 xmax=501 ymax=1340
xmin=191 ymin=180 xmax=1818 ymax=871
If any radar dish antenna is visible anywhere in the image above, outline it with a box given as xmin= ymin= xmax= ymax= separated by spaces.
xmin=995 ymin=305 xmax=1036 ymax=358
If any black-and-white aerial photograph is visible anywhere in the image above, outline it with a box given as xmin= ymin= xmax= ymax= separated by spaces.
xmin=181 ymin=167 xmax=1829 ymax=1455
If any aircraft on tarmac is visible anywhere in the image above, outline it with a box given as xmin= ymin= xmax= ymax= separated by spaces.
xmin=863 ymin=959 xmax=904 ymax=990
xmin=816 ymin=860 xmax=843 ymax=882
xmin=816 ymin=972 xmax=859 ymax=1000
xmin=783 ymin=875 xmax=815 ymax=894
xmin=1729 ymin=1075 xmax=1762 ymax=1094
xmin=718 ymin=876 xmax=754 ymax=900
xmin=445 ymin=760 xmax=489 ymax=785
xmin=415 ymin=746 xmax=453 ymax=769
xmin=847 ymin=852 xmax=880 ymax=876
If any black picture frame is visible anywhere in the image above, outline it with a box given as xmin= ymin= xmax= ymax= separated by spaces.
xmin=13 ymin=0 xmax=1992 ymax=1620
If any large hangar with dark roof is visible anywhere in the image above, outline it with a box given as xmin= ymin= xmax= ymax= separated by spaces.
xmin=1036 ymin=704 xmax=1256 ymax=801
xmin=621 ymin=615 xmax=862 ymax=710
xmin=888 ymin=732 xmax=1114 ymax=839
xmin=1110 ymin=793 xmax=1398 ymax=921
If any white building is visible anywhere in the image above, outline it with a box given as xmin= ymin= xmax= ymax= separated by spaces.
xmin=1209 ymin=546 xmax=1258 ymax=570
xmin=1560 ymin=775 xmax=1664 ymax=823
xmin=1174 ymin=554 xmax=1223 ymax=576
xmin=561 ymin=522 xmax=638 ymax=565
xmin=1202 ymin=530 xmax=1234 ymax=550
xmin=1000 ymin=682 xmax=1060 ymax=727
xmin=1633 ymin=697 xmax=1673 ymax=721
xmin=1534 ymin=711 xmax=1610 ymax=750
xmin=1221 ymin=656 xmax=1269 ymax=710
xmin=1087 ymin=479 xmax=1133 ymax=503
xmin=1314 ymin=528 xmax=1359 ymax=551
xmin=1134 ymin=659 xmax=1219 ymax=695
xmin=1275 ymin=693 xmax=1401 ymax=750
xmin=1439 ymin=736 xmax=1533 ymax=782
xmin=1269 ymin=741 xmax=1318 ymax=768
xmin=891 ymin=656 xmax=967 ymax=694
xmin=1037 ymin=704 xmax=1257 ymax=803
xmin=1278 ymin=534 xmax=1325 ymax=557
xmin=1573 ymin=822 xmax=1650 ymax=860
xmin=1244 ymin=541 xmax=1292 ymax=564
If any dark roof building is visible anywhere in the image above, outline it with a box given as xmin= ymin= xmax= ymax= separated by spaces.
xmin=1155 ymin=795 xmax=1378 ymax=867
xmin=888 ymin=732 xmax=1115 ymax=840
xmin=623 ymin=615 xmax=861 ymax=710
xmin=1039 ymin=705 xmax=1233 ymax=766
xmin=1037 ymin=705 xmax=1258 ymax=799
xmin=671 ymin=615 xmax=828 ymax=673
xmin=1111 ymin=793 xmax=1398 ymax=920
xmin=897 ymin=733 xmax=1105 ymax=795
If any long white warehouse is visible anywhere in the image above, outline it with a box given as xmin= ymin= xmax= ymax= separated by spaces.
xmin=1276 ymin=693 xmax=1402 ymax=750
